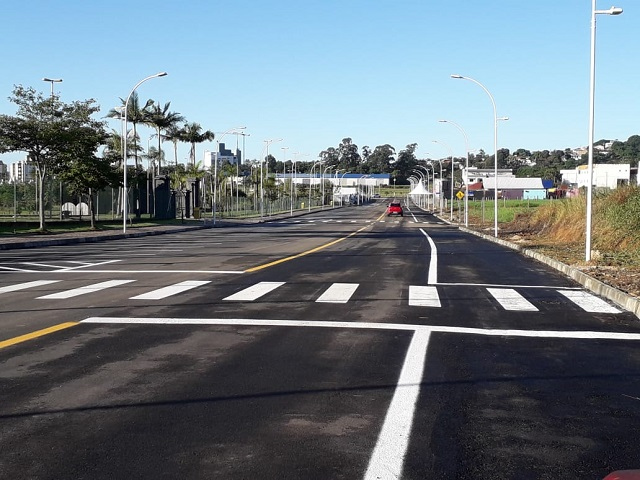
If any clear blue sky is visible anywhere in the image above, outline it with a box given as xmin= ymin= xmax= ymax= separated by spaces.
xmin=1 ymin=0 xmax=637 ymax=166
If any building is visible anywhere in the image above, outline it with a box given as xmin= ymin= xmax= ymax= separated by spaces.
xmin=560 ymin=164 xmax=630 ymax=189
xmin=10 ymin=158 xmax=35 ymax=182
xmin=203 ymin=142 xmax=241 ymax=169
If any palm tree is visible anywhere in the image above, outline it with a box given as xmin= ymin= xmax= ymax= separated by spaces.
xmin=105 ymin=92 xmax=153 ymax=171
xmin=143 ymin=101 xmax=184 ymax=176
xmin=180 ymin=122 xmax=215 ymax=167
xmin=162 ymin=124 xmax=184 ymax=169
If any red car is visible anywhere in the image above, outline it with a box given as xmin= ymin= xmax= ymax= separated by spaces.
xmin=386 ymin=202 xmax=403 ymax=217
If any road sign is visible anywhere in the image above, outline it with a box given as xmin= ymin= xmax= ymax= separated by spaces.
xmin=456 ymin=191 xmax=465 ymax=200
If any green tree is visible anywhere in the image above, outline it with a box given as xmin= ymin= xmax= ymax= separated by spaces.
xmin=365 ymin=144 xmax=395 ymax=173
xmin=337 ymin=137 xmax=361 ymax=172
xmin=394 ymin=143 xmax=419 ymax=183
xmin=143 ymin=101 xmax=183 ymax=175
xmin=0 ymin=85 xmax=106 ymax=231
xmin=181 ymin=122 xmax=215 ymax=166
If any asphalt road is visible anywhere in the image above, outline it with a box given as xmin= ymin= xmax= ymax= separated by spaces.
xmin=1 ymin=201 xmax=640 ymax=479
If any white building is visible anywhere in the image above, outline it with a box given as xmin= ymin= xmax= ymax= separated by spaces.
xmin=561 ymin=164 xmax=630 ymax=189
xmin=203 ymin=142 xmax=240 ymax=169
xmin=10 ymin=158 xmax=35 ymax=182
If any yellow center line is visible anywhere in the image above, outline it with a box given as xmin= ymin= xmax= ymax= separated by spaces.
xmin=0 ymin=322 xmax=79 ymax=350
xmin=245 ymin=213 xmax=387 ymax=273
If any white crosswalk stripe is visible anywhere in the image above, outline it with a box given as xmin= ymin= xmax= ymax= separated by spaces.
xmin=0 ymin=280 xmax=61 ymax=294
xmin=487 ymin=288 xmax=539 ymax=311
xmin=130 ymin=280 xmax=211 ymax=300
xmin=37 ymin=280 xmax=135 ymax=299
xmin=408 ymin=286 xmax=441 ymax=307
xmin=558 ymin=290 xmax=621 ymax=313
xmin=316 ymin=283 xmax=359 ymax=303
xmin=0 ymin=278 xmax=626 ymax=313
xmin=223 ymin=281 xmax=285 ymax=301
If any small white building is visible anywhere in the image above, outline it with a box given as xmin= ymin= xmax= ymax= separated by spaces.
xmin=561 ymin=164 xmax=630 ymax=189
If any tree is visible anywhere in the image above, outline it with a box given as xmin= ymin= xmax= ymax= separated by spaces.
xmin=337 ymin=137 xmax=361 ymax=172
xmin=0 ymin=85 xmax=106 ymax=231
xmin=105 ymin=92 xmax=152 ymax=171
xmin=162 ymin=124 xmax=184 ymax=168
xmin=143 ymin=101 xmax=183 ymax=175
xmin=394 ymin=143 xmax=419 ymax=183
xmin=365 ymin=144 xmax=395 ymax=173
xmin=181 ymin=122 xmax=214 ymax=166
xmin=56 ymin=155 xmax=120 ymax=228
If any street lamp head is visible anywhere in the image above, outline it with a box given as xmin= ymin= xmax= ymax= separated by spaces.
xmin=450 ymin=74 xmax=464 ymax=79
xmin=438 ymin=119 xmax=448 ymax=123
xmin=595 ymin=6 xmax=623 ymax=15
xmin=42 ymin=77 xmax=63 ymax=82
xmin=156 ymin=72 xmax=168 ymax=77
xmin=498 ymin=116 xmax=509 ymax=121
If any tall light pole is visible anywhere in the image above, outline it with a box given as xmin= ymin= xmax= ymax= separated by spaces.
xmin=122 ymin=72 xmax=167 ymax=233
xmin=43 ymin=77 xmax=63 ymax=219
xmin=433 ymin=140 xmax=456 ymax=221
xmin=260 ymin=138 xmax=282 ymax=219
xmin=439 ymin=119 xmax=470 ymax=226
xmin=586 ymin=2 xmax=623 ymax=261
xmin=451 ymin=74 xmax=500 ymax=237
xmin=281 ymin=146 xmax=289 ymax=214
xmin=213 ymin=126 xmax=246 ymax=224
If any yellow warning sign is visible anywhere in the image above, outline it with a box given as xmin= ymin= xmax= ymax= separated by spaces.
xmin=456 ymin=191 xmax=465 ymax=200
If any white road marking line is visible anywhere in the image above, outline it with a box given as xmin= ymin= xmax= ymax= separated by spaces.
xmin=364 ymin=329 xmax=431 ymax=480
xmin=420 ymin=229 xmax=438 ymax=285
xmin=37 ymin=280 xmax=135 ymax=299
xmin=222 ymin=281 xmax=285 ymax=301
xmin=50 ymin=270 xmax=243 ymax=274
xmin=316 ymin=283 xmax=359 ymax=303
xmin=408 ymin=285 xmax=441 ymax=307
xmin=80 ymin=317 xmax=640 ymax=340
xmin=0 ymin=266 xmax=37 ymax=272
xmin=130 ymin=280 xmax=211 ymax=300
xmin=22 ymin=262 xmax=66 ymax=269
xmin=487 ymin=288 xmax=539 ymax=311
xmin=558 ymin=290 xmax=621 ymax=313
xmin=0 ymin=280 xmax=61 ymax=294
xmin=55 ymin=259 xmax=121 ymax=271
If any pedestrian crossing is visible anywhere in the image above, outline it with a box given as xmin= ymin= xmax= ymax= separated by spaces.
xmin=0 ymin=278 xmax=623 ymax=313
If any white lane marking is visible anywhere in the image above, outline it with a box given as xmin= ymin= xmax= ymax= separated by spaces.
xmin=80 ymin=317 xmax=640 ymax=340
xmin=420 ymin=228 xmax=438 ymax=285
xmin=558 ymin=290 xmax=621 ymax=313
xmin=55 ymin=260 xmax=121 ymax=272
xmin=37 ymin=280 xmax=135 ymax=299
xmin=408 ymin=285 xmax=441 ymax=307
xmin=223 ymin=281 xmax=285 ymax=301
xmin=487 ymin=288 xmax=539 ymax=312
xmin=0 ymin=280 xmax=61 ymax=294
xmin=436 ymin=282 xmax=581 ymax=290
xmin=22 ymin=262 xmax=65 ymax=269
xmin=364 ymin=329 xmax=431 ymax=480
xmin=316 ymin=283 xmax=359 ymax=303
xmin=0 ymin=266 xmax=38 ymax=272
xmin=130 ymin=280 xmax=211 ymax=300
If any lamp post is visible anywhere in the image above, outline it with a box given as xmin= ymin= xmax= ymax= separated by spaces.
xmin=309 ymin=160 xmax=322 ymax=212
xmin=439 ymin=119 xmax=470 ymax=226
xmin=586 ymin=2 xmax=623 ymax=261
xmin=122 ymin=72 xmax=167 ymax=233
xmin=433 ymin=140 xmax=456 ymax=221
xmin=43 ymin=77 xmax=63 ymax=219
xmin=322 ymin=164 xmax=335 ymax=208
xmin=213 ymin=126 xmax=246 ymax=224
xmin=281 ymin=146 xmax=290 ymax=214
xmin=260 ymin=138 xmax=283 ymax=219
xmin=451 ymin=74 xmax=501 ymax=237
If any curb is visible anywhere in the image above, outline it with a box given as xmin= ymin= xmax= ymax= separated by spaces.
xmin=459 ymin=226 xmax=640 ymax=319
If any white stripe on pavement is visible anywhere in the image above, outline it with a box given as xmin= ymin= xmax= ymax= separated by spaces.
xmin=316 ymin=283 xmax=359 ymax=303
xmin=130 ymin=280 xmax=211 ymax=300
xmin=37 ymin=280 xmax=135 ymax=299
xmin=558 ymin=290 xmax=621 ymax=313
xmin=223 ymin=281 xmax=285 ymax=301
xmin=364 ymin=329 xmax=431 ymax=480
xmin=0 ymin=280 xmax=61 ymax=294
xmin=487 ymin=288 xmax=539 ymax=311
xmin=408 ymin=285 xmax=441 ymax=307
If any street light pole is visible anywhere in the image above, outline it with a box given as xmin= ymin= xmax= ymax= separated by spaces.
xmin=122 ymin=72 xmax=167 ymax=233
xmin=43 ymin=77 xmax=63 ymax=219
xmin=260 ymin=138 xmax=282 ymax=219
xmin=439 ymin=119 xmax=470 ymax=226
xmin=586 ymin=2 xmax=623 ymax=261
xmin=451 ymin=74 xmax=500 ymax=237
xmin=213 ymin=126 xmax=246 ymax=224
